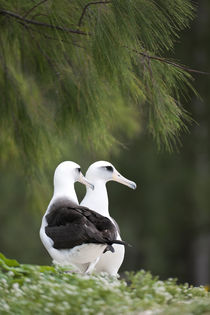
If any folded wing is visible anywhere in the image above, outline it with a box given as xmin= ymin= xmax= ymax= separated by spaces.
xmin=45 ymin=201 xmax=122 ymax=250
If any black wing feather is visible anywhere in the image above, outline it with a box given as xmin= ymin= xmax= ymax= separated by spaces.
xmin=45 ymin=200 xmax=125 ymax=250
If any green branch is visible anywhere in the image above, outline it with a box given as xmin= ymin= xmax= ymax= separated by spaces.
xmin=23 ymin=0 xmax=48 ymax=19
xmin=78 ymin=1 xmax=111 ymax=27
xmin=138 ymin=51 xmax=210 ymax=75
xmin=0 ymin=9 xmax=88 ymax=35
xmin=125 ymin=47 xmax=209 ymax=75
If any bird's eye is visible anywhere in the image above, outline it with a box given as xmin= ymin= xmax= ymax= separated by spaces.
xmin=77 ymin=168 xmax=81 ymax=172
xmin=105 ymin=166 xmax=113 ymax=172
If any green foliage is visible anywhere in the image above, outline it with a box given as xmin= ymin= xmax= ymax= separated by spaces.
xmin=0 ymin=0 xmax=196 ymax=171
xmin=0 ymin=253 xmax=210 ymax=314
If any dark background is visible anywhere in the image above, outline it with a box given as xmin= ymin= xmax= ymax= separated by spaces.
xmin=0 ymin=0 xmax=209 ymax=285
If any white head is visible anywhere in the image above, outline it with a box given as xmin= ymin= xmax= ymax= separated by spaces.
xmin=85 ymin=161 xmax=137 ymax=189
xmin=54 ymin=161 xmax=94 ymax=191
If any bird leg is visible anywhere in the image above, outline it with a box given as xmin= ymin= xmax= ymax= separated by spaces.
xmin=85 ymin=257 xmax=100 ymax=274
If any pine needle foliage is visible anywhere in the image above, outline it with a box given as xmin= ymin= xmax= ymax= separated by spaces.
xmin=0 ymin=0 xmax=196 ymax=170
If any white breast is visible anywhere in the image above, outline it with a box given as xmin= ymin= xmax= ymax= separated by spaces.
xmin=81 ymin=185 xmax=125 ymax=276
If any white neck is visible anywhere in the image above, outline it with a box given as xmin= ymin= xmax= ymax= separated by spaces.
xmin=47 ymin=182 xmax=78 ymax=213
xmin=54 ymin=182 xmax=78 ymax=202
xmin=81 ymin=180 xmax=109 ymax=217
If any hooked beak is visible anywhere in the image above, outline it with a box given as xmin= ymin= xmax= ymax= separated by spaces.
xmin=78 ymin=173 xmax=94 ymax=190
xmin=112 ymin=171 xmax=137 ymax=190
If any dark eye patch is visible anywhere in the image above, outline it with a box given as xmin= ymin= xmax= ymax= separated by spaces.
xmin=77 ymin=168 xmax=81 ymax=172
xmin=105 ymin=166 xmax=113 ymax=172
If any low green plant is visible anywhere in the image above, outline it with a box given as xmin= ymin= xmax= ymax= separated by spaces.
xmin=0 ymin=253 xmax=209 ymax=314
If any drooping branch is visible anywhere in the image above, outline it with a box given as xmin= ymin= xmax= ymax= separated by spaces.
xmin=133 ymin=49 xmax=210 ymax=75
xmin=22 ymin=22 xmax=59 ymax=77
xmin=0 ymin=9 xmax=208 ymax=75
xmin=78 ymin=1 xmax=111 ymax=27
xmin=23 ymin=0 xmax=48 ymax=19
xmin=0 ymin=9 xmax=88 ymax=35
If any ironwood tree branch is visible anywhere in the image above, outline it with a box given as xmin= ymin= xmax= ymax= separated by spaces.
xmin=23 ymin=0 xmax=48 ymax=19
xmin=78 ymin=1 xmax=111 ymax=27
xmin=25 ymin=24 xmax=85 ymax=48
xmin=132 ymin=49 xmax=210 ymax=75
xmin=22 ymin=22 xmax=60 ymax=79
xmin=0 ymin=9 xmax=208 ymax=75
xmin=0 ymin=9 xmax=88 ymax=35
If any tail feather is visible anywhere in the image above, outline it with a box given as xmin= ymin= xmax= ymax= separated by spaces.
xmin=103 ymin=244 xmax=115 ymax=254
xmin=110 ymin=239 xmax=132 ymax=247
xmin=103 ymin=240 xmax=132 ymax=254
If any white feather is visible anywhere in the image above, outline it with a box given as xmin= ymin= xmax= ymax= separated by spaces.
xmin=40 ymin=161 xmax=107 ymax=273
xmin=80 ymin=161 xmax=136 ymax=276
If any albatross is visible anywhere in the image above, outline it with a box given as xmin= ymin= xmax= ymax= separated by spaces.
xmin=40 ymin=161 xmax=127 ymax=273
xmin=80 ymin=161 xmax=136 ymax=276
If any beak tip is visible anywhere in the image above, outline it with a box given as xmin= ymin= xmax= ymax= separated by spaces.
xmin=90 ymin=184 xmax=94 ymax=190
xmin=131 ymin=183 xmax=137 ymax=190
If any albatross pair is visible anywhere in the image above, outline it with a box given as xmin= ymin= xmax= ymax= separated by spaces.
xmin=40 ymin=161 xmax=136 ymax=275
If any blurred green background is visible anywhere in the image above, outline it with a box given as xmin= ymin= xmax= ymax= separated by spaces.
xmin=0 ymin=0 xmax=209 ymax=286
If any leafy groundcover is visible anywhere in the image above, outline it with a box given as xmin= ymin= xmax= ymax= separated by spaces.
xmin=0 ymin=253 xmax=209 ymax=314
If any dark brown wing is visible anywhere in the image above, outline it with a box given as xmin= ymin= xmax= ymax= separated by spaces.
xmin=45 ymin=200 xmax=119 ymax=250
